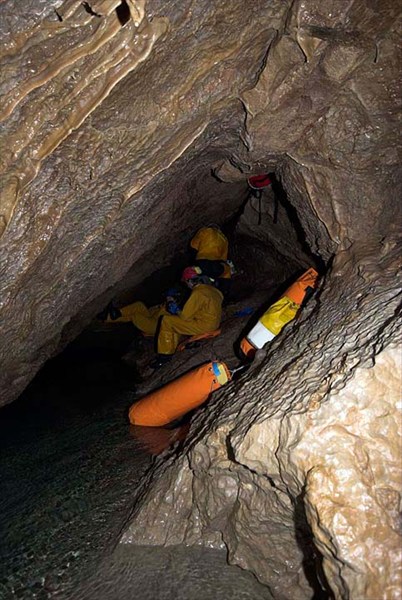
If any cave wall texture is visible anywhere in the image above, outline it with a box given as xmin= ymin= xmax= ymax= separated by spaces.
xmin=0 ymin=1 xmax=401 ymax=599
xmin=0 ymin=0 xmax=283 ymax=405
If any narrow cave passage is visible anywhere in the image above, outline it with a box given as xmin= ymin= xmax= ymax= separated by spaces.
xmin=1 ymin=0 xmax=400 ymax=596
xmin=0 ymin=172 xmax=326 ymax=599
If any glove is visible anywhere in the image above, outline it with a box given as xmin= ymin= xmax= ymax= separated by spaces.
xmin=166 ymin=300 xmax=181 ymax=315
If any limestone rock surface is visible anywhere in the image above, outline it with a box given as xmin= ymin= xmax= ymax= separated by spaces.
xmin=1 ymin=0 xmax=400 ymax=409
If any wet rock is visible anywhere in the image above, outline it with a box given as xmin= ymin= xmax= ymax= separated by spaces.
xmin=74 ymin=545 xmax=275 ymax=600
xmin=1 ymin=0 xmax=399 ymax=410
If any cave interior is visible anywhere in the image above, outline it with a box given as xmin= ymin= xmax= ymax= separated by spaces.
xmin=0 ymin=0 xmax=401 ymax=599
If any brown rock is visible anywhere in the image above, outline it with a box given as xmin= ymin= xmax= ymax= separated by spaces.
xmin=0 ymin=0 xmax=285 ymax=406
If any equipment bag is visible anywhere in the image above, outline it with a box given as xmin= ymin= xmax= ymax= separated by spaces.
xmin=246 ymin=296 xmax=299 ymax=350
xmin=129 ymin=361 xmax=231 ymax=427
xmin=240 ymin=268 xmax=319 ymax=357
xmin=282 ymin=267 xmax=318 ymax=305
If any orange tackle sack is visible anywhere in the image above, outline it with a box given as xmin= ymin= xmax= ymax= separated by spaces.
xmin=239 ymin=267 xmax=319 ymax=357
xmin=128 ymin=361 xmax=231 ymax=427
xmin=240 ymin=337 xmax=257 ymax=360
xmin=282 ymin=267 xmax=318 ymax=305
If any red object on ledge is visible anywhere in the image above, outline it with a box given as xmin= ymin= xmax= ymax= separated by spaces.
xmin=248 ymin=173 xmax=272 ymax=189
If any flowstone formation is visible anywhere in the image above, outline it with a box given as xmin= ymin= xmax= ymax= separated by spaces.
xmin=0 ymin=0 xmax=401 ymax=598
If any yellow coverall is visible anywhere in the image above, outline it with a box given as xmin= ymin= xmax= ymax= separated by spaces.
xmin=158 ymin=284 xmax=223 ymax=355
xmin=109 ymin=301 xmax=167 ymax=336
xmin=190 ymin=227 xmax=228 ymax=261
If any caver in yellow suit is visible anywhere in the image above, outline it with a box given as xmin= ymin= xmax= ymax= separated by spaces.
xmin=190 ymin=226 xmax=232 ymax=295
xmin=157 ymin=283 xmax=223 ymax=355
xmin=108 ymin=302 xmax=167 ymax=336
xmin=190 ymin=226 xmax=229 ymax=262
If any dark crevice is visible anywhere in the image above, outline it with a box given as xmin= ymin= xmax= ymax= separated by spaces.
xmin=273 ymin=174 xmax=326 ymax=271
xmin=116 ymin=1 xmax=131 ymax=27
xmin=225 ymin=435 xmax=237 ymax=462
xmin=294 ymin=490 xmax=335 ymax=600
xmin=82 ymin=2 xmax=101 ymax=17
xmin=224 ymin=434 xmax=278 ymax=492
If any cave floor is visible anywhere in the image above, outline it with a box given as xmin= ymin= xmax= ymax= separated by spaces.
xmin=0 ymin=327 xmax=273 ymax=600
xmin=74 ymin=544 xmax=273 ymax=600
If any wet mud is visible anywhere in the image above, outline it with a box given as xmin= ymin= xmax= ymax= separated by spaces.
xmin=0 ymin=330 xmax=148 ymax=598
xmin=0 ymin=328 xmax=273 ymax=599
xmin=74 ymin=545 xmax=274 ymax=600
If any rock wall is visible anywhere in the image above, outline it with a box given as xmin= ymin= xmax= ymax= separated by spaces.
xmin=0 ymin=0 xmax=289 ymax=406
xmin=1 ymin=0 xmax=399 ymax=407
xmin=224 ymin=0 xmax=401 ymax=255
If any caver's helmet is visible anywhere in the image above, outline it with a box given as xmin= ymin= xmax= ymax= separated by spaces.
xmin=181 ymin=266 xmax=202 ymax=284
xmin=181 ymin=266 xmax=216 ymax=288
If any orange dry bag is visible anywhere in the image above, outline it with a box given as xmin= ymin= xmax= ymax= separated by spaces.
xmin=240 ymin=267 xmax=319 ymax=358
xmin=282 ymin=267 xmax=318 ymax=305
xmin=128 ymin=361 xmax=231 ymax=427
